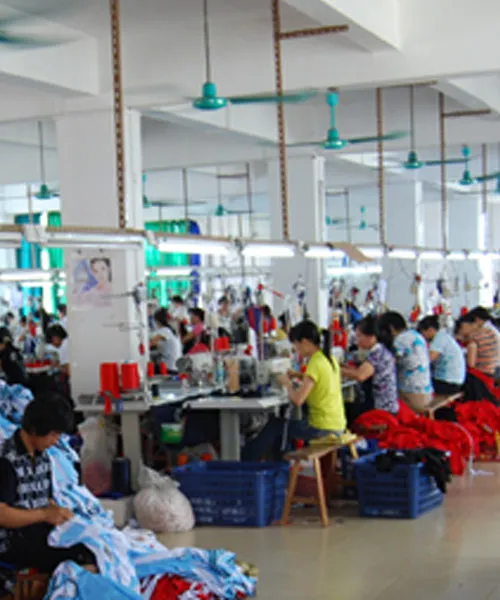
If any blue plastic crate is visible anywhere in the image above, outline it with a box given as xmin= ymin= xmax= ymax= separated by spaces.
xmin=354 ymin=452 xmax=444 ymax=519
xmin=173 ymin=461 xmax=289 ymax=527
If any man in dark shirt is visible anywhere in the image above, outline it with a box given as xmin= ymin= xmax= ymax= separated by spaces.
xmin=0 ymin=395 xmax=95 ymax=573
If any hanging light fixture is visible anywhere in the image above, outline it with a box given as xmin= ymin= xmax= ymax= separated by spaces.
xmin=158 ymin=236 xmax=232 ymax=256
xmin=241 ymin=241 xmax=296 ymax=258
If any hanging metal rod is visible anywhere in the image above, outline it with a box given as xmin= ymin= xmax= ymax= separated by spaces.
xmin=443 ymin=108 xmax=491 ymax=118
xmin=216 ymin=173 xmax=249 ymax=179
xmin=280 ymin=24 xmax=348 ymax=40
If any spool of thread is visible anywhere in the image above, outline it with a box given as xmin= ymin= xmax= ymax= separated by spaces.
xmin=147 ymin=362 xmax=155 ymax=378
xmin=100 ymin=363 xmax=120 ymax=399
xmin=159 ymin=362 xmax=168 ymax=376
xmin=111 ymin=457 xmax=131 ymax=495
xmin=121 ymin=362 xmax=140 ymax=390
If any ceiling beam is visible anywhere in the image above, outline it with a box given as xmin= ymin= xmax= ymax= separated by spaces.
xmin=282 ymin=0 xmax=400 ymax=50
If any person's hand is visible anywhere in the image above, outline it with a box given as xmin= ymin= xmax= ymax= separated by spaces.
xmin=43 ymin=500 xmax=73 ymax=526
xmin=276 ymin=373 xmax=290 ymax=387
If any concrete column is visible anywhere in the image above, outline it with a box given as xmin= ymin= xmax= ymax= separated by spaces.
xmin=56 ymin=109 xmax=145 ymax=397
xmin=268 ymin=155 xmax=327 ymax=326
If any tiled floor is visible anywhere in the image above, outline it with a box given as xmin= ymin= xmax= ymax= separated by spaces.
xmin=159 ymin=466 xmax=500 ymax=599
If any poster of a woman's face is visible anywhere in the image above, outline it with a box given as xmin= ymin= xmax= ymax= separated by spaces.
xmin=71 ymin=253 xmax=113 ymax=308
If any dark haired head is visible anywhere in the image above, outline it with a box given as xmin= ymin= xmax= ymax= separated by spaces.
xmin=19 ymin=316 xmax=27 ymax=326
xmin=468 ymin=306 xmax=492 ymax=323
xmin=0 ymin=327 xmax=12 ymax=347
xmin=418 ymin=315 xmax=440 ymax=333
xmin=356 ymin=315 xmax=378 ymax=337
xmin=22 ymin=394 xmax=74 ymax=437
xmin=45 ymin=324 xmax=68 ymax=344
xmin=154 ymin=307 xmax=169 ymax=328
xmin=460 ymin=312 xmax=476 ymax=324
xmin=261 ymin=305 xmax=272 ymax=318
xmin=218 ymin=296 xmax=229 ymax=306
xmin=378 ymin=311 xmax=407 ymax=333
xmin=90 ymin=257 xmax=111 ymax=269
xmin=171 ymin=295 xmax=184 ymax=305
xmin=189 ymin=308 xmax=205 ymax=323
xmin=57 ymin=304 xmax=67 ymax=317
xmin=289 ymin=320 xmax=321 ymax=346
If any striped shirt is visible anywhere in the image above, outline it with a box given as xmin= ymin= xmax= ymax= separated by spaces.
xmin=471 ymin=325 xmax=499 ymax=376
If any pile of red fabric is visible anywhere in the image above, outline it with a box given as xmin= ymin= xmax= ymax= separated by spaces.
xmin=455 ymin=400 xmax=500 ymax=458
xmin=352 ymin=402 xmax=473 ymax=475
xmin=149 ymin=575 xmax=249 ymax=600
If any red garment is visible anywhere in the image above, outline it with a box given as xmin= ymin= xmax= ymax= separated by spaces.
xmin=352 ymin=402 xmax=472 ymax=475
xmin=150 ymin=575 xmax=248 ymax=600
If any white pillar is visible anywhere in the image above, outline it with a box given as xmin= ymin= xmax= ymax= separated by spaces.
xmin=56 ymin=109 xmax=145 ymax=397
xmin=268 ymin=155 xmax=327 ymax=326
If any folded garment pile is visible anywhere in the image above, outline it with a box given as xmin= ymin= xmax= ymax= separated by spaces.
xmin=352 ymin=402 xmax=473 ymax=475
xmin=0 ymin=385 xmax=257 ymax=600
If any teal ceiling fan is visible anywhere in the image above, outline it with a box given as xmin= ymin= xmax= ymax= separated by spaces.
xmin=403 ymin=85 xmax=468 ymax=170
xmin=35 ymin=121 xmax=59 ymax=200
xmin=191 ymin=0 xmax=317 ymax=111
xmin=289 ymin=91 xmax=407 ymax=150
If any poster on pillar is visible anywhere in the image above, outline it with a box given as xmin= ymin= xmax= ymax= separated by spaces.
xmin=70 ymin=251 xmax=113 ymax=308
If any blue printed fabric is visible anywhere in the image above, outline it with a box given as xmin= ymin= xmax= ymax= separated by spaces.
xmin=430 ymin=329 xmax=466 ymax=385
xmin=393 ymin=329 xmax=433 ymax=395
xmin=0 ymin=381 xmax=32 ymax=424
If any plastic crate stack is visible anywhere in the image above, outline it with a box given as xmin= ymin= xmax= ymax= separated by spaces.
xmin=354 ymin=452 xmax=444 ymax=519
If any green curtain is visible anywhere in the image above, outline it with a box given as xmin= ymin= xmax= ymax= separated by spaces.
xmin=47 ymin=211 xmax=65 ymax=313
xmin=14 ymin=213 xmax=42 ymax=311
xmin=145 ymin=220 xmax=190 ymax=305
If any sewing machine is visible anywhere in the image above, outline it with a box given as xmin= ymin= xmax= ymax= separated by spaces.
xmin=235 ymin=356 xmax=291 ymax=394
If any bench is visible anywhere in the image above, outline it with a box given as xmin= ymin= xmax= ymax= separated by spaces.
xmin=422 ymin=392 xmax=463 ymax=420
xmin=280 ymin=435 xmax=361 ymax=528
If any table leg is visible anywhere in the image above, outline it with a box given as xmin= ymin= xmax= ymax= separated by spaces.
xmin=121 ymin=412 xmax=142 ymax=489
xmin=219 ymin=410 xmax=241 ymax=460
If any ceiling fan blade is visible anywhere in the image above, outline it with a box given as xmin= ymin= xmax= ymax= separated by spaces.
xmin=347 ymin=131 xmax=408 ymax=145
xmin=0 ymin=32 xmax=69 ymax=47
xmin=476 ymin=171 xmax=500 ymax=183
xmin=287 ymin=141 xmax=323 ymax=148
xmin=423 ymin=158 xmax=467 ymax=167
xmin=229 ymin=89 xmax=317 ymax=105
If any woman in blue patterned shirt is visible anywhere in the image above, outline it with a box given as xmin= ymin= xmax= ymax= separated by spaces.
xmin=378 ymin=311 xmax=433 ymax=412
xmin=342 ymin=315 xmax=399 ymax=415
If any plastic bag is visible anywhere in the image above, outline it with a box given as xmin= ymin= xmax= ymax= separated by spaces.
xmin=79 ymin=417 xmax=116 ymax=496
xmin=134 ymin=465 xmax=194 ymax=533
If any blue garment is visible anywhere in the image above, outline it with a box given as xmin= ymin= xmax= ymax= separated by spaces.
xmin=366 ymin=343 xmax=399 ymax=413
xmin=393 ymin=329 xmax=433 ymax=395
xmin=430 ymin=329 xmax=466 ymax=385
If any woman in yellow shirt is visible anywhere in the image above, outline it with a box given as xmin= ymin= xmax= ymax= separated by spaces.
xmin=242 ymin=320 xmax=346 ymax=461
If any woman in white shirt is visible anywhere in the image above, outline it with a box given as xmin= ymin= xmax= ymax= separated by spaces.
xmin=150 ymin=308 xmax=182 ymax=372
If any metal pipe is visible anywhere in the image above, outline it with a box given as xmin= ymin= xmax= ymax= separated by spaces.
xmin=245 ymin=162 xmax=254 ymax=235
xmin=271 ymin=0 xmax=290 ymax=240
xmin=482 ymin=143 xmax=489 ymax=250
xmin=376 ymin=88 xmax=386 ymax=247
xmin=280 ymin=24 xmax=348 ymax=40
xmin=439 ymin=92 xmax=448 ymax=251
xmin=344 ymin=188 xmax=352 ymax=245
xmin=37 ymin=121 xmax=46 ymax=182
xmin=110 ymin=0 xmax=126 ymax=229
xmin=202 ymin=0 xmax=212 ymax=82
xmin=443 ymin=109 xmax=491 ymax=119
xmin=182 ymin=168 xmax=189 ymax=229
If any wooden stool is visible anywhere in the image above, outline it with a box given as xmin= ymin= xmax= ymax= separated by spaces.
xmin=281 ymin=436 xmax=360 ymax=527
xmin=422 ymin=392 xmax=463 ymax=420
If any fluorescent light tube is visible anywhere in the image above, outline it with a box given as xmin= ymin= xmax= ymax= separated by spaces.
xmin=468 ymin=251 xmax=484 ymax=260
xmin=446 ymin=251 xmax=466 ymax=261
xmin=360 ymin=247 xmax=384 ymax=259
xmin=242 ymin=243 xmax=295 ymax=258
xmin=420 ymin=251 xmax=444 ymax=260
xmin=304 ymin=245 xmax=344 ymax=259
xmin=149 ymin=267 xmax=193 ymax=278
xmin=159 ymin=237 xmax=231 ymax=256
xmin=45 ymin=231 xmax=144 ymax=249
xmin=327 ymin=265 xmax=383 ymax=277
xmin=388 ymin=249 xmax=417 ymax=260
xmin=0 ymin=269 xmax=53 ymax=283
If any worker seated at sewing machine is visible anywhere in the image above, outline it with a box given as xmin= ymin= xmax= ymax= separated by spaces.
xmin=341 ymin=315 xmax=399 ymax=423
xmin=149 ymin=308 xmax=182 ymax=373
xmin=242 ymin=320 xmax=346 ymax=461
